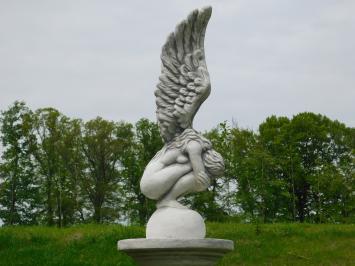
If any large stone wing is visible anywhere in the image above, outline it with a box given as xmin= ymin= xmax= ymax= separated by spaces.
xmin=155 ymin=7 xmax=212 ymax=143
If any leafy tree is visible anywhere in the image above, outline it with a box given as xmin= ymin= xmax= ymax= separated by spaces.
xmin=223 ymin=124 xmax=258 ymax=221
xmin=32 ymin=108 xmax=62 ymax=225
xmin=55 ymin=118 xmax=84 ymax=226
xmin=196 ymin=122 xmax=238 ymax=221
xmin=259 ymin=116 xmax=297 ymax=221
xmin=259 ymin=113 xmax=354 ymax=223
xmin=0 ymin=101 xmax=40 ymax=225
xmin=0 ymin=100 xmax=353 ymax=225
xmin=80 ymin=117 xmax=133 ymax=223
xmin=32 ymin=108 xmax=85 ymax=226
xmin=121 ymin=118 xmax=163 ymax=225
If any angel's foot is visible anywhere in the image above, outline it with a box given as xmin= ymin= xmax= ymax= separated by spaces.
xmin=157 ymin=199 xmax=188 ymax=209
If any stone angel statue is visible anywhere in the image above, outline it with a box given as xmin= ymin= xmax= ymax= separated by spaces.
xmin=140 ymin=6 xmax=224 ymax=211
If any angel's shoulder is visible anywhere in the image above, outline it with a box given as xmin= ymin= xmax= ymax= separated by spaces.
xmin=186 ymin=139 xmax=203 ymax=154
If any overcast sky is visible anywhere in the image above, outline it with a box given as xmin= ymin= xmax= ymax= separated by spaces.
xmin=0 ymin=0 xmax=354 ymax=132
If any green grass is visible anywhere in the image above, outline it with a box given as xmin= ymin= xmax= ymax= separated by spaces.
xmin=0 ymin=223 xmax=353 ymax=265
xmin=209 ymin=223 xmax=354 ymax=265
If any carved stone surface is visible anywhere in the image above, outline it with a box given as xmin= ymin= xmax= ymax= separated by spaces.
xmin=118 ymin=238 xmax=234 ymax=266
xmin=118 ymin=6 xmax=234 ymax=266
xmin=146 ymin=207 xmax=205 ymax=239
xmin=139 ymin=6 xmax=224 ymax=238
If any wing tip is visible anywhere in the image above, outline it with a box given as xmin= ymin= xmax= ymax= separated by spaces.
xmin=200 ymin=6 xmax=212 ymax=17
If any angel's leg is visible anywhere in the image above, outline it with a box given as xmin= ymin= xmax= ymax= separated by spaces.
xmin=140 ymin=162 xmax=192 ymax=200
xmin=157 ymin=172 xmax=196 ymax=209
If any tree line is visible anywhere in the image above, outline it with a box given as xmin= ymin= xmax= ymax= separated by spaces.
xmin=0 ymin=101 xmax=353 ymax=226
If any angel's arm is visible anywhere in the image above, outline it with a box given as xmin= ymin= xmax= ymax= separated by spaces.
xmin=186 ymin=140 xmax=210 ymax=190
xmin=186 ymin=140 xmax=205 ymax=176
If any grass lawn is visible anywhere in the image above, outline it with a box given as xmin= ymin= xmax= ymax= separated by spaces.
xmin=0 ymin=223 xmax=353 ymax=265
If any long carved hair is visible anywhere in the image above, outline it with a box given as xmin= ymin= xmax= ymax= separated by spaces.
xmin=166 ymin=128 xmax=211 ymax=152
xmin=167 ymin=128 xmax=225 ymax=179
xmin=203 ymin=149 xmax=225 ymax=179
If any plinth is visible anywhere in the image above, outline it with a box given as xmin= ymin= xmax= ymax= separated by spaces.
xmin=118 ymin=238 xmax=234 ymax=266
xmin=118 ymin=207 xmax=234 ymax=265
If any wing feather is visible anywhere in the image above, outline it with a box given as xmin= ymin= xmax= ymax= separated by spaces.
xmin=155 ymin=6 xmax=212 ymax=142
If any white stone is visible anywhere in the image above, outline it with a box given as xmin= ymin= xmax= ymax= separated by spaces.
xmin=138 ymin=6 xmax=225 ymax=245
xmin=139 ymin=6 xmax=225 ymax=216
xmin=118 ymin=238 xmax=234 ymax=266
xmin=117 ymin=7 xmax=235 ymax=265
xmin=146 ymin=207 xmax=206 ymax=239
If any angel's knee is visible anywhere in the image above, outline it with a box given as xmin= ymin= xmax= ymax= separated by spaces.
xmin=140 ymin=178 xmax=164 ymax=200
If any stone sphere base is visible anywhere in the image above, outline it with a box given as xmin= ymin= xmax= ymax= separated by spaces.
xmin=117 ymin=238 xmax=234 ymax=266
xmin=146 ymin=207 xmax=206 ymax=239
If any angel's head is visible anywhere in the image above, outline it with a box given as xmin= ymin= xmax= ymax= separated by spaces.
xmin=203 ymin=149 xmax=224 ymax=179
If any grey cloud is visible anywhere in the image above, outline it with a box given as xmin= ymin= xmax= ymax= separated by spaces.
xmin=0 ymin=0 xmax=354 ymax=131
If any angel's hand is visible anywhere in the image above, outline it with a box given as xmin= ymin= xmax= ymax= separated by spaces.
xmin=196 ymin=171 xmax=210 ymax=192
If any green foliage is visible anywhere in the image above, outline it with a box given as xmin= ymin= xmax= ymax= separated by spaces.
xmin=81 ymin=117 xmax=134 ymax=223
xmin=0 ymin=101 xmax=353 ymax=225
xmin=208 ymin=223 xmax=355 ymax=266
xmin=31 ymin=108 xmax=85 ymax=226
xmin=200 ymin=114 xmax=354 ymax=223
xmin=0 ymin=224 xmax=144 ymax=266
xmin=121 ymin=118 xmax=163 ymax=225
xmin=0 ymin=101 xmax=40 ymax=225
xmin=0 ymin=223 xmax=353 ymax=265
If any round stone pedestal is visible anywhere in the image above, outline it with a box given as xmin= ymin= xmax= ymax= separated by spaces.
xmin=146 ymin=207 xmax=205 ymax=239
xmin=118 ymin=238 xmax=234 ymax=266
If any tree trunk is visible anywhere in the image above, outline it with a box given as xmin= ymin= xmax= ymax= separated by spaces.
xmin=94 ymin=205 xmax=102 ymax=223
xmin=289 ymin=156 xmax=297 ymax=221
xmin=57 ymin=188 xmax=63 ymax=228
xmin=297 ymin=182 xmax=309 ymax=223
xmin=10 ymin=173 xmax=16 ymax=225
xmin=47 ymin=177 xmax=54 ymax=226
